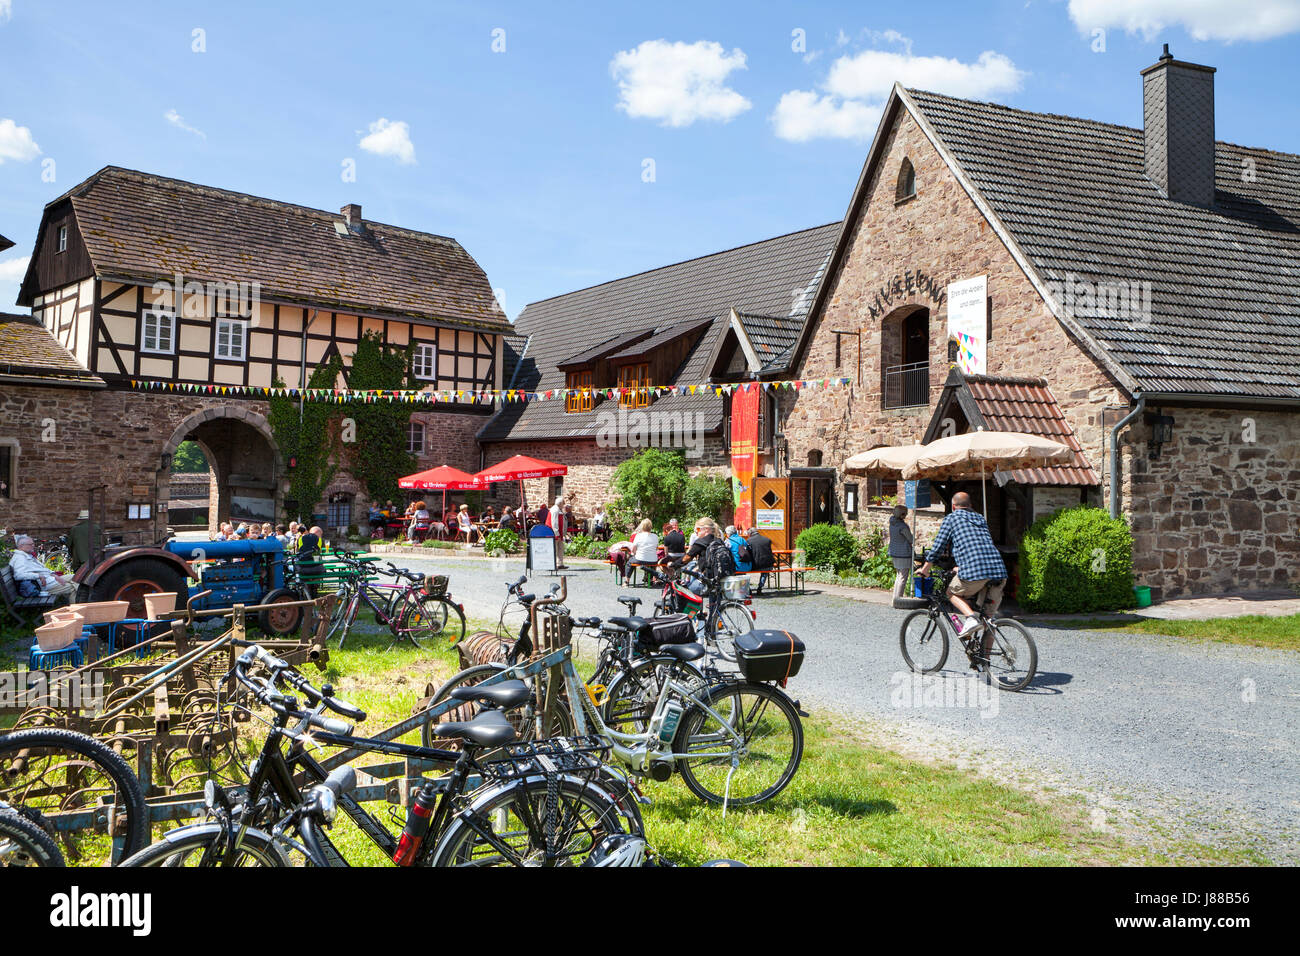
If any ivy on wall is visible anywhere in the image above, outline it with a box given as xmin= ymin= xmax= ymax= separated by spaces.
xmin=342 ymin=331 xmax=417 ymax=507
xmin=268 ymin=356 xmax=345 ymax=521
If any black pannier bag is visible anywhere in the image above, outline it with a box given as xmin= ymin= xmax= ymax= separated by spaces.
xmin=733 ymin=629 xmax=805 ymax=682
xmin=639 ymin=614 xmax=695 ymax=647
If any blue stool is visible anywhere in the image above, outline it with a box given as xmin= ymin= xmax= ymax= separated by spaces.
xmin=29 ymin=642 xmax=84 ymax=670
xmin=113 ymin=619 xmax=163 ymax=658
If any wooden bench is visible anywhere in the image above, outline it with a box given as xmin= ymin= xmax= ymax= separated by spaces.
xmin=734 ymin=566 xmax=812 ymax=595
xmin=1 ymin=563 xmax=64 ymax=626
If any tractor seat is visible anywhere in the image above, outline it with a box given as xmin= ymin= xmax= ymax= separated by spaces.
xmin=429 ymin=709 xmax=517 ymax=747
xmin=661 ymin=642 xmax=707 ymax=663
xmin=447 ymin=680 xmax=532 ymax=711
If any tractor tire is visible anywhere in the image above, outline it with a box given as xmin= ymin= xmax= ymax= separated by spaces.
xmin=258 ymin=587 xmax=305 ymax=636
xmin=90 ymin=558 xmax=188 ymax=621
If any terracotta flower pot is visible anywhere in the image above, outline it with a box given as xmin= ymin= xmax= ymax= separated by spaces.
xmin=143 ymin=592 xmax=177 ymax=619
xmin=63 ymin=601 xmax=130 ymax=625
xmin=43 ymin=608 xmax=84 ymax=626
xmin=35 ymin=612 xmax=84 ymax=651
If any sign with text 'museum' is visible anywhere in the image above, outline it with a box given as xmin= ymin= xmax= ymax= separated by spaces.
xmin=946 ymin=275 xmax=987 ymax=375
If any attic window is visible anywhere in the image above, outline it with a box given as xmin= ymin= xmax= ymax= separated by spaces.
xmin=56 ymin=224 xmax=68 ymax=253
xmin=896 ymin=159 xmax=917 ymax=202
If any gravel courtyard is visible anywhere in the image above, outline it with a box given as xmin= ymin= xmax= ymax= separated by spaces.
xmin=389 ymin=551 xmax=1299 ymax=863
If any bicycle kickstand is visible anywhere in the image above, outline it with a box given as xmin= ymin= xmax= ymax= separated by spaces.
xmin=722 ymin=755 xmax=740 ymax=819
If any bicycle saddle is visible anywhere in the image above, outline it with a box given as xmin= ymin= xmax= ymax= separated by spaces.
xmin=617 ymin=597 xmax=642 ymax=615
xmin=661 ymin=642 xmax=706 ymax=662
xmin=447 ymin=679 xmax=532 ymax=711
xmin=429 ymin=709 xmax=517 ymax=747
xmin=605 ymin=616 xmax=648 ymax=632
xmin=574 ymin=617 xmax=602 ymax=629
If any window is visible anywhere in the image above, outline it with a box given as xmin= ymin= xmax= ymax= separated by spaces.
xmin=56 ymin=225 xmax=68 ymax=253
xmin=215 ymin=318 xmax=247 ymax=360
xmin=896 ymin=158 xmax=917 ymax=201
xmin=327 ymin=492 xmax=354 ymax=531
xmin=844 ymin=482 xmax=859 ymax=519
xmin=618 ymin=363 xmax=650 ymax=408
xmin=0 ymin=444 xmax=14 ymax=499
xmin=566 ymin=369 xmax=593 ymax=413
xmin=141 ymin=310 xmax=176 ymax=354
xmin=413 ymin=342 xmax=437 ymax=381
xmin=406 ymin=421 xmax=425 ymax=455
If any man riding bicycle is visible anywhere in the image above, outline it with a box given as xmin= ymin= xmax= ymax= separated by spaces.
xmin=916 ymin=491 xmax=1006 ymax=637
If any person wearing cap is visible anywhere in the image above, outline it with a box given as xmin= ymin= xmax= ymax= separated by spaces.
xmin=9 ymin=535 xmax=76 ymax=599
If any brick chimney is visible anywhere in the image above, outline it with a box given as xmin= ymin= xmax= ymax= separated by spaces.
xmin=1141 ymin=45 xmax=1216 ymax=206
xmin=340 ymin=203 xmax=363 ymax=233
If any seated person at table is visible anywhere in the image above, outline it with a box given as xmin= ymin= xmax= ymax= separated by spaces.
xmin=497 ymin=507 xmax=518 ymax=531
xmin=590 ymin=505 xmax=610 ymax=542
xmin=745 ymin=526 xmax=775 ymax=593
xmin=607 ymin=539 xmax=634 ymax=583
xmin=481 ymin=505 xmax=496 ymax=523
xmin=626 ymin=519 xmax=659 ymax=584
xmin=457 ymin=504 xmax=480 ymax=544
xmin=408 ymin=501 xmax=432 ymax=541
xmin=367 ymin=502 xmax=386 ymax=534
xmin=662 ymin=518 xmax=686 ymax=563
xmin=9 ymin=535 xmax=76 ymax=599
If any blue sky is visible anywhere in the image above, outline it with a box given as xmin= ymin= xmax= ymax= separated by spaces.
xmin=2 ymin=0 xmax=1299 ymax=318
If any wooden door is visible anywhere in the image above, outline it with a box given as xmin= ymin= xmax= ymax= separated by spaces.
xmin=751 ymin=477 xmax=792 ymax=551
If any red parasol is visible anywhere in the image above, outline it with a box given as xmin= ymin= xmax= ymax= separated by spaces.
xmin=397 ymin=465 xmax=480 ymax=530
xmin=473 ymin=455 xmax=568 ymax=531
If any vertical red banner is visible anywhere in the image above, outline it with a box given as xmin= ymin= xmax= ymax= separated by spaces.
xmin=730 ymin=386 xmax=760 ymax=530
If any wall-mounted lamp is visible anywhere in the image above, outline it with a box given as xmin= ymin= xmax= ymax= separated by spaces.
xmin=1145 ymin=412 xmax=1175 ymax=459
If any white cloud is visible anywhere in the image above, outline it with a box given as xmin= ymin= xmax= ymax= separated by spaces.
xmin=0 ymin=255 xmax=30 ymax=281
xmin=164 ymin=109 xmax=206 ymax=139
xmin=0 ymin=1 xmax=11 ymax=24
xmin=0 ymin=118 xmax=40 ymax=162
xmin=772 ymin=91 xmax=882 ymax=143
xmin=610 ymin=39 xmax=752 ymax=127
xmin=359 ymin=117 xmax=416 ymax=164
xmin=1068 ymin=0 xmax=1300 ymax=42
xmin=771 ymin=39 xmax=1025 ymax=142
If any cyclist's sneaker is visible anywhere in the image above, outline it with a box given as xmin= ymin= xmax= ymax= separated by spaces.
xmin=957 ymin=616 xmax=982 ymax=637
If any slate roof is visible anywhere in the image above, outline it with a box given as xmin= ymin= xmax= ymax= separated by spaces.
xmin=905 ymin=88 xmax=1300 ymax=401
xmin=735 ymin=311 xmax=804 ymax=374
xmin=925 ymin=369 xmax=1099 ymax=486
xmin=0 ymin=313 xmax=104 ymax=387
xmin=480 ymin=223 xmax=840 ymax=443
xmin=606 ymin=318 xmax=713 ymax=361
xmin=19 ymin=167 xmax=510 ymax=334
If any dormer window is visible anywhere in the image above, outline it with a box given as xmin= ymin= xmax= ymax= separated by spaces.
xmin=56 ymin=224 xmax=68 ymax=253
xmin=618 ymin=363 xmax=650 ymax=409
xmin=896 ymin=158 xmax=916 ymax=202
xmin=566 ymin=369 xmax=593 ymax=413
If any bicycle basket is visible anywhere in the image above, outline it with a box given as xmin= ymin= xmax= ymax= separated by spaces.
xmin=423 ymin=574 xmax=449 ymax=598
xmin=722 ymin=575 xmax=751 ymax=601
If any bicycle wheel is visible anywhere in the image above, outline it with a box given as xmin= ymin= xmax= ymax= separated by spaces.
xmin=118 ymin=822 xmax=290 ymax=867
xmin=600 ymin=656 xmax=707 ymax=734
xmin=0 ymin=728 xmax=149 ymax=865
xmin=899 ymin=609 xmax=948 ymax=674
xmin=673 ymin=681 xmax=803 ymax=806
xmin=426 ymin=776 xmax=627 ymax=867
xmin=326 ymin=588 xmax=357 ymax=648
xmin=708 ymin=600 xmax=753 ymax=660
xmin=984 ymin=619 xmax=1038 ymax=691
xmin=0 ymin=809 xmax=65 ymax=867
xmin=400 ymin=595 xmax=464 ymax=649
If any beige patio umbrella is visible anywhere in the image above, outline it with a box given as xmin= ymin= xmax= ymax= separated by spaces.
xmin=843 ymin=444 xmax=925 ymax=476
xmin=902 ymin=431 xmax=1074 ymax=516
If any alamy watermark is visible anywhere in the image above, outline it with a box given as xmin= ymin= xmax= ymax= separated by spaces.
xmin=1044 ymin=272 xmax=1152 ymax=325
xmin=595 ymin=404 xmax=708 ymax=459
xmin=1 ymin=670 xmax=106 ymax=714
xmin=150 ymin=272 xmax=261 ymax=319
xmin=889 ymin=670 xmax=1000 ymax=719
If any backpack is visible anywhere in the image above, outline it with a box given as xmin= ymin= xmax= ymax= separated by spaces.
xmin=737 ymin=541 xmax=753 ymax=564
xmin=703 ymin=537 xmax=736 ymax=581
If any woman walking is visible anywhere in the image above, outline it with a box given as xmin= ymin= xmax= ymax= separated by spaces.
xmin=889 ymin=504 xmax=915 ymax=599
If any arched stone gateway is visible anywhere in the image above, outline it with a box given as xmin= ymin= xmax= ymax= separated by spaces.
xmin=161 ymin=405 xmax=283 ymax=533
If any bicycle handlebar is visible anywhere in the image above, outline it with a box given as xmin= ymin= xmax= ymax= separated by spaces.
xmin=232 ymin=643 xmax=367 ymax=723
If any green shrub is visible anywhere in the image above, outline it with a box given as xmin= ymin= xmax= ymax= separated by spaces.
xmin=587 ymin=539 xmax=612 ymax=560
xmin=484 ymin=528 xmax=520 ymax=556
xmin=1019 ymin=506 xmax=1135 ymax=613
xmin=682 ymin=473 xmax=733 ymax=527
xmin=610 ymin=449 xmax=688 ymax=532
xmin=795 ymin=523 xmax=858 ymax=573
xmin=853 ymin=527 xmax=896 ymax=589
xmin=565 ymin=533 xmax=591 ymax=556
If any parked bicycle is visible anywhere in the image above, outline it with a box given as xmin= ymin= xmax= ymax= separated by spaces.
xmin=649 ymin=565 xmax=755 ymax=663
xmin=120 ymin=642 xmax=641 ymax=867
xmin=896 ymin=562 xmax=1037 ymax=691
xmin=325 ymin=556 xmax=466 ymax=649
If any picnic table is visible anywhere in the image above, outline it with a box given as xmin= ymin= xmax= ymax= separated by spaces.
xmin=735 ymin=548 xmax=810 ymax=594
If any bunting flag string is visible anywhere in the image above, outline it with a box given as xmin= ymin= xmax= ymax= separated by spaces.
xmin=125 ymin=376 xmax=855 ymax=404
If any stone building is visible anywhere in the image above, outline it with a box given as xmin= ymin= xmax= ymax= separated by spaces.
xmin=2 ymin=167 xmax=510 ymax=543
xmin=778 ymin=51 xmax=1300 ymax=599
xmin=478 ymin=225 xmax=838 ymax=522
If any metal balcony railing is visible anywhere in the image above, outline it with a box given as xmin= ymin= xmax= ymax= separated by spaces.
xmin=883 ymin=361 xmax=929 ymax=409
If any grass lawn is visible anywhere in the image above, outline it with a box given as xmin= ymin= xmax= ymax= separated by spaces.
xmin=1040 ymin=613 xmax=1300 ymax=652
xmin=0 ymin=613 xmax=1268 ymax=866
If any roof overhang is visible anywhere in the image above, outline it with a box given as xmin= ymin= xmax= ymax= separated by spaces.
xmin=0 ymin=234 xmax=13 ymax=253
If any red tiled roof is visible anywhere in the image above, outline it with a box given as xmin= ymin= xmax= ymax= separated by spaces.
xmin=964 ymin=374 xmax=1100 ymax=486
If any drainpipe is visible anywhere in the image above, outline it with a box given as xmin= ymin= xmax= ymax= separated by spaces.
xmin=1108 ymin=394 xmax=1145 ymax=519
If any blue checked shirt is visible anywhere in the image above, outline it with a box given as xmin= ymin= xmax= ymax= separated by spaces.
xmin=926 ymin=508 xmax=1007 ymax=582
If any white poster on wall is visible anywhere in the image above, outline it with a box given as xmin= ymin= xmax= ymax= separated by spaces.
xmin=947 ymin=275 xmax=987 ymax=375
